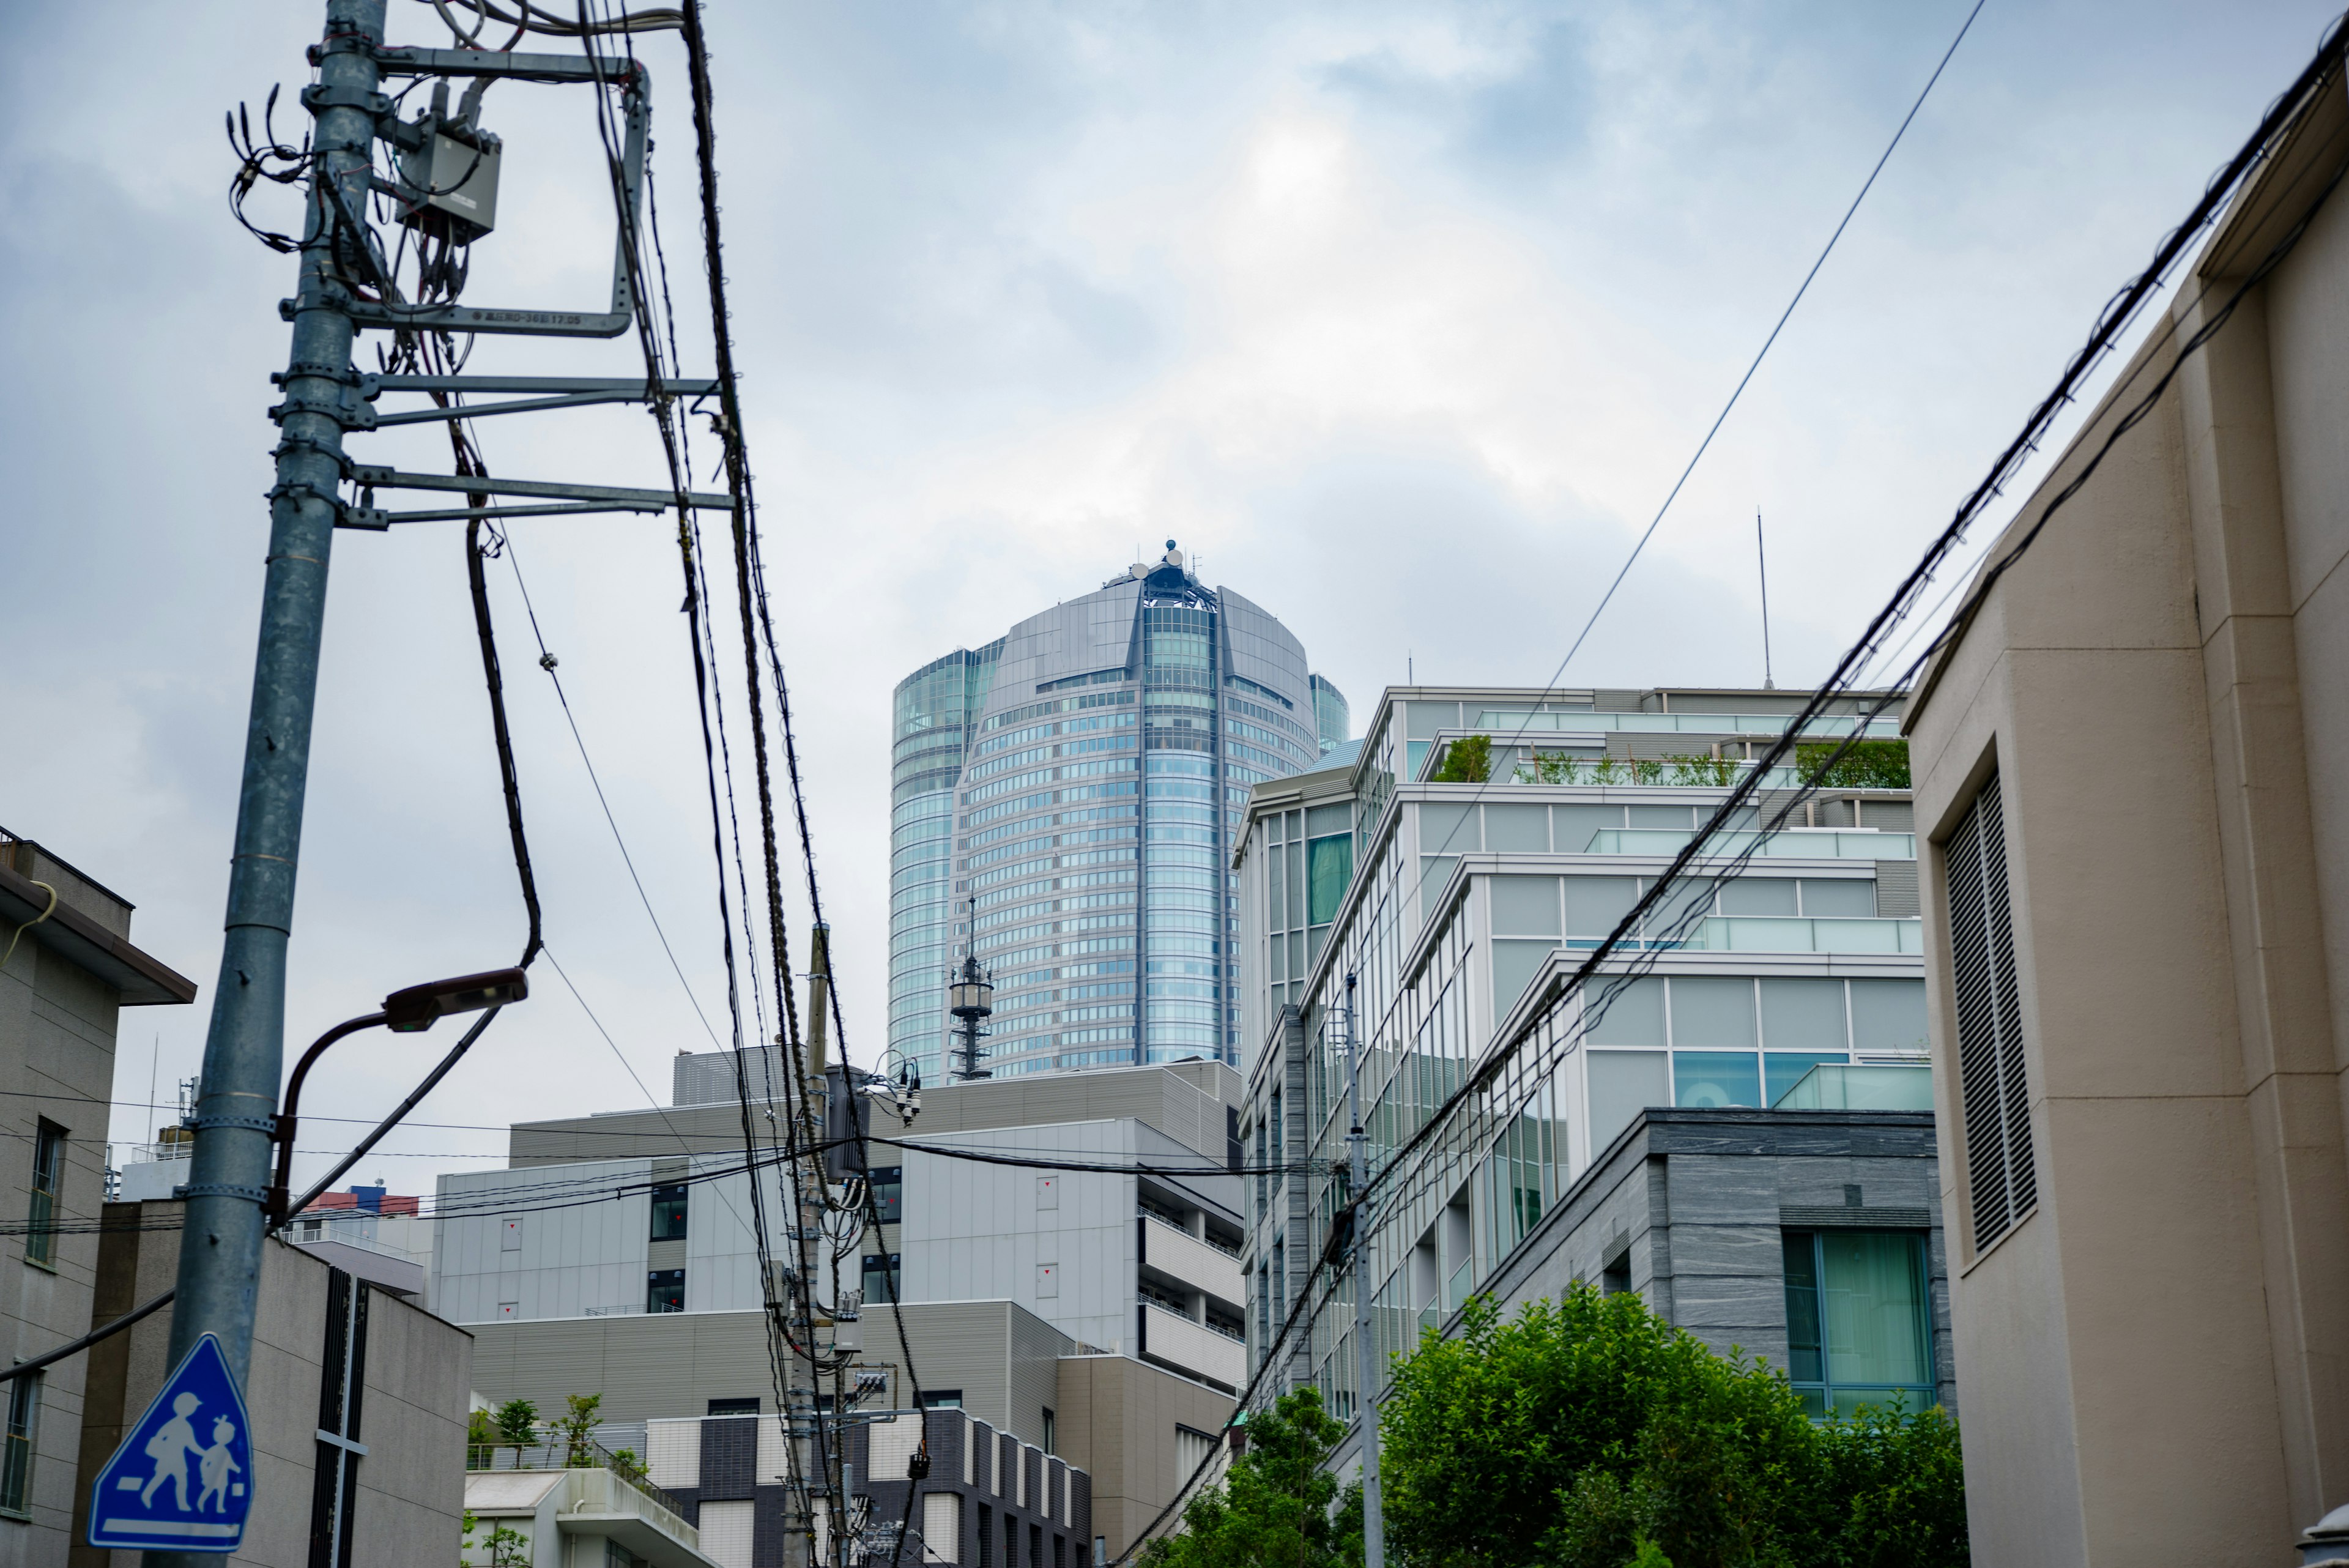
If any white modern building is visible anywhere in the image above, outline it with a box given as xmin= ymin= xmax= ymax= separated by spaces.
xmin=1235 ymin=686 xmax=1944 ymax=1431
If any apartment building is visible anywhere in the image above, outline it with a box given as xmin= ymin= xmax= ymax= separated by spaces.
xmin=1902 ymin=67 xmax=2349 ymax=1563
xmin=0 ymin=831 xmax=195 ymax=1562
xmin=1234 ymin=688 xmax=1948 ymax=1444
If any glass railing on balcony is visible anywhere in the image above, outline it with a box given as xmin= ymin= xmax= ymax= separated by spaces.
xmin=1582 ymin=828 xmax=1915 ymax=860
xmin=1507 ymin=756 xmax=1806 ymax=789
xmin=1474 ymin=710 xmax=1902 ymax=738
xmin=1688 ymin=916 xmax=1924 ymax=954
xmin=1771 ymin=1063 xmax=1934 ymax=1110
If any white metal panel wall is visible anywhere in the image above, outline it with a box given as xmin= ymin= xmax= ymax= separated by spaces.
xmin=868 ymin=1414 xmax=922 ymax=1480
xmin=925 ymin=1492 xmax=963 ymax=1563
xmin=700 ymin=1499 xmax=755 ymax=1568
xmin=757 ymin=1414 xmax=789 ymax=1484
xmin=646 ymin=1418 xmax=701 ymax=1488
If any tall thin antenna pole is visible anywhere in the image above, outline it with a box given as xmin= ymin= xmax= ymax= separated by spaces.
xmin=1757 ymin=509 xmax=1776 ymax=690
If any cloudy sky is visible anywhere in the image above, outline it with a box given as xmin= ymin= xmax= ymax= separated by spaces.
xmin=0 ymin=0 xmax=2334 ymax=1198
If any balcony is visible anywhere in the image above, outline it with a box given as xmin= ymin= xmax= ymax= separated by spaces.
xmin=1772 ymin=1063 xmax=1934 ymax=1111
xmin=1581 ymin=828 xmax=1915 ymax=861
xmin=1687 ymin=916 xmax=1923 ymax=955
xmin=465 ymin=1447 xmax=713 ymax=1567
xmin=1142 ymin=1300 xmax=1245 ymax=1392
xmin=1141 ymin=1214 xmax=1244 ymax=1310
xmin=1472 ymin=710 xmax=1902 ymax=738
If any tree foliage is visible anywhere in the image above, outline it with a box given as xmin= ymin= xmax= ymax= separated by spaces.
xmin=1138 ymin=1388 xmax=1363 ymax=1568
xmin=1378 ymin=1287 xmax=1965 ymax=1568
xmin=492 ymin=1397 xmax=540 ymax=1451
xmin=557 ymin=1393 xmax=603 ymax=1467
xmin=1433 ymin=734 xmax=1493 ymax=783
xmin=1795 ymin=739 xmax=1910 ymax=790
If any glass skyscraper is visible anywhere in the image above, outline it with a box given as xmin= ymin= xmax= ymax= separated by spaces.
xmin=887 ymin=544 xmax=1341 ymax=1082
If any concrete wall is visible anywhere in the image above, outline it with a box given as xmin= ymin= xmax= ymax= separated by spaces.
xmin=1055 ymin=1353 xmax=1234 ymax=1562
xmin=1904 ymin=80 xmax=2349 ymax=1564
xmin=1478 ymin=1108 xmax=1953 ymax=1410
xmin=71 ymin=1208 xmax=471 ymax=1567
xmin=508 ymin=1058 xmax=1241 ymax=1167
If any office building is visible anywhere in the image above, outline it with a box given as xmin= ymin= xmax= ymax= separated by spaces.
xmin=1231 ymin=687 xmax=1945 ymax=1449
xmin=888 ymin=543 xmax=1343 ymax=1083
xmin=440 ymin=1054 xmax=1247 ymax=1558
xmin=1902 ymin=94 xmax=2349 ymax=1562
xmin=0 ymin=830 xmax=195 ymax=1562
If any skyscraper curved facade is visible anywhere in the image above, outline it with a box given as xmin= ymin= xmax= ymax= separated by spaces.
xmin=888 ymin=545 xmax=1342 ymax=1082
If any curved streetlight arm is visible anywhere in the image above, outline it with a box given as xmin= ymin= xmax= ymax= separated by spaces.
xmin=270 ymin=1011 xmax=389 ymax=1227
xmin=283 ymin=1003 xmax=503 ymax=1224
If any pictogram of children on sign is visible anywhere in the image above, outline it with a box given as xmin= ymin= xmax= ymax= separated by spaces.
xmin=139 ymin=1393 xmax=204 ymax=1510
xmin=197 ymin=1416 xmax=243 ymax=1513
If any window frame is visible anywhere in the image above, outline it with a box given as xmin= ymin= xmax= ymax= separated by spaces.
xmin=1779 ymin=1228 xmax=1935 ymax=1419
xmin=24 ymin=1120 xmax=64 ymax=1269
xmin=0 ymin=1370 xmax=39 ymax=1518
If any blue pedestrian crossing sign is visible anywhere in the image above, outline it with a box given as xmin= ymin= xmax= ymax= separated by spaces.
xmin=87 ymin=1332 xmax=255 ymax=1552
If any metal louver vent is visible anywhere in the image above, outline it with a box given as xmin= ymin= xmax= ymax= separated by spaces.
xmin=1945 ymin=770 xmax=2036 ymax=1250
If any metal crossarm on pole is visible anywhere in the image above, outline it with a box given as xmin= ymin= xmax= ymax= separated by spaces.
xmin=349 ymin=465 xmax=733 ymax=510
xmin=360 ymin=373 xmax=719 ymax=426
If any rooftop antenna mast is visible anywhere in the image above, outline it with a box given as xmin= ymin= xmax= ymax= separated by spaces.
xmin=1757 ymin=508 xmax=1776 ymax=690
xmin=947 ymin=896 xmax=994 ymax=1082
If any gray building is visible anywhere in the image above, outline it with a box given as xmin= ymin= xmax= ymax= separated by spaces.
xmin=72 ymin=1207 xmax=473 ymax=1567
xmin=888 ymin=544 xmax=1343 ymax=1084
xmin=1231 ymin=686 xmax=1945 ymax=1452
xmin=0 ymin=831 xmax=195 ymax=1563
xmin=446 ymin=1053 xmax=1249 ymax=1559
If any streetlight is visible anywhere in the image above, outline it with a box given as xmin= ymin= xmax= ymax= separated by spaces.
xmin=269 ymin=968 xmax=527 ymax=1225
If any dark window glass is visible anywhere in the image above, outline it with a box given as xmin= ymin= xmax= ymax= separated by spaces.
xmin=647 ymin=1269 xmax=685 ymax=1313
xmin=862 ymin=1254 xmax=901 ymax=1304
xmin=26 ymin=1121 xmax=64 ymax=1266
xmin=0 ymin=1372 xmax=39 ymax=1515
xmin=1780 ymin=1230 xmax=1932 ymax=1418
xmin=921 ymin=1390 xmax=965 ymax=1409
xmin=649 ymin=1184 xmax=689 ymax=1241
xmin=1042 ymin=1408 xmax=1055 ymax=1456
xmin=708 ymin=1398 xmax=760 ymax=1416
xmin=979 ymin=1504 xmax=993 ymax=1568
xmin=869 ymin=1167 xmax=904 ymax=1224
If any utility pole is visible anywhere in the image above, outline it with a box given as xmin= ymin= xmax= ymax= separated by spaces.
xmin=155 ymin=14 xmax=383 ymax=1567
xmin=1344 ymin=972 xmax=1384 ymax=1568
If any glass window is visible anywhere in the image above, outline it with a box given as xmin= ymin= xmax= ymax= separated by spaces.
xmin=869 ymin=1167 xmax=904 ymax=1224
xmin=1781 ymin=1230 xmax=1933 ymax=1417
xmin=1490 ymin=877 xmax=1562 ymax=937
xmin=863 ymin=1254 xmax=902 ymax=1303
xmin=1491 ymin=940 xmax=1556 ymax=1018
xmin=1551 ymin=804 xmax=1623 ymax=855
xmin=1627 ymin=804 xmax=1694 ymax=829
xmin=1718 ymin=878 xmax=1798 ymax=916
xmin=1673 ymin=1051 xmax=1761 ymax=1108
xmin=24 ymin=1122 xmax=64 ymax=1267
xmin=1587 ymin=977 xmax=1664 ymax=1044
xmin=1483 ymin=803 xmax=1548 ymax=852
xmin=1418 ymin=803 xmax=1477 ymax=855
xmin=648 ymin=1184 xmax=689 ymax=1241
xmin=1587 ymin=1052 xmax=1668 ymax=1152
xmin=1849 ymin=979 xmax=1929 ymax=1053
xmin=1668 ymin=978 xmax=1755 ymax=1046
xmin=1419 ymin=857 xmax=1459 ymax=918
xmin=1307 ymin=834 xmax=1354 ymax=924
xmin=0 ymin=1371 xmax=37 ymax=1516
xmin=647 ymin=1269 xmax=685 ymax=1313
xmin=1798 ymin=879 xmax=1877 ymax=918
xmin=1761 ymin=978 xmax=1846 ymax=1050
xmin=1562 ymin=876 xmax=1637 ymax=937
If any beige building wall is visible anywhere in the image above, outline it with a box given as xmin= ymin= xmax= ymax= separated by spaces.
xmin=1905 ymin=78 xmax=2349 ymax=1567
xmin=1053 ymin=1353 xmax=1232 ymax=1563
xmin=0 ymin=841 xmax=193 ymax=1567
